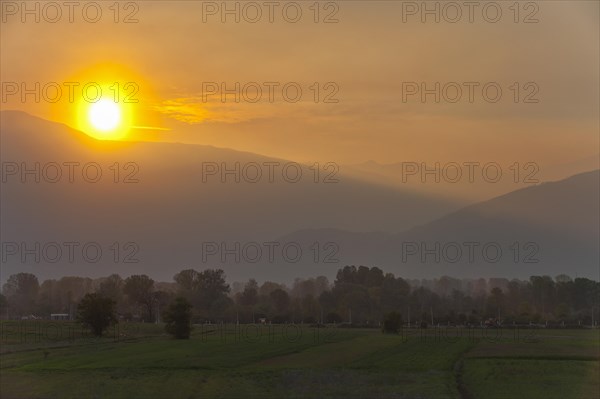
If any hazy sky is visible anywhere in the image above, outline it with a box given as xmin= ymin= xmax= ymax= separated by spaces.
xmin=1 ymin=1 xmax=598 ymax=164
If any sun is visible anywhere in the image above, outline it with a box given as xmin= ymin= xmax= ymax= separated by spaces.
xmin=89 ymin=99 xmax=122 ymax=132
xmin=68 ymin=64 xmax=147 ymax=141
xmin=74 ymin=84 xmax=135 ymax=140
xmin=65 ymin=63 xmax=161 ymax=141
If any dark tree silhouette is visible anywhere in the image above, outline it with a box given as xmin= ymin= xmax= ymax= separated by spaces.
xmin=124 ymin=275 xmax=155 ymax=321
xmin=2 ymin=272 xmax=39 ymax=316
xmin=164 ymin=297 xmax=193 ymax=339
xmin=77 ymin=293 xmax=117 ymax=337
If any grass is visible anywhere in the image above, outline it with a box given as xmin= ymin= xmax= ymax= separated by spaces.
xmin=460 ymin=329 xmax=600 ymax=399
xmin=462 ymin=359 xmax=599 ymax=399
xmin=0 ymin=322 xmax=598 ymax=399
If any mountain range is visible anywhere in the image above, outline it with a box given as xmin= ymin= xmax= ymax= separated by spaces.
xmin=1 ymin=111 xmax=598 ymax=283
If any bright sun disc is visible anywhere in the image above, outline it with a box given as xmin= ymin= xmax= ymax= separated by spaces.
xmin=89 ymin=99 xmax=121 ymax=132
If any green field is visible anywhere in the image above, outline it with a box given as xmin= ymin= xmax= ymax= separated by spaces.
xmin=1 ymin=322 xmax=598 ymax=399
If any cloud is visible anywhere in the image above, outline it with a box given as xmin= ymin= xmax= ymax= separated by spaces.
xmin=152 ymin=95 xmax=352 ymax=125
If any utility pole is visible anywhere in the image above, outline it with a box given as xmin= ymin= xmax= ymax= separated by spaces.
xmin=407 ymin=306 xmax=410 ymax=327
xmin=430 ymin=307 xmax=434 ymax=326
xmin=349 ymin=308 xmax=352 ymax=325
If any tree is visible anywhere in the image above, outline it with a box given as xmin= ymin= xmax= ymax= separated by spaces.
xmin=381 ymin=274 xmax=409 ymax=314
xmin=196 ymin=269 xmax=230 ymax=303
xmin=318 ymin=290 xmax=337 ymax=316
xmin=4 ymin=268 xmax=599 ymax=328
xmin=173 ymin=269 xmax=230 ymax=320
xmin=98 ymin=274 xmax=124 ymax=311
xmin=382 ymin=311 xmax=402 ymax=334
xmin=0 ymin=294 xmax=7 ymax=317
xmin=235 ymin=279 xmax=260 ymax=323
xmin=164 ymin=297 xmax=193 ymax=339
xmin=365 ymin=267 xmax=385 ymax=287
xmin=485 ymin=287 xmax=505 ymax=318
xmin=239 ymin=279 xmax=259 ymax=307
xmin=173 ymin=269 xmax=199 ymax=293
xmin=124 ymin=275 xmax=155 ymax=321
xmin=2 ymin=273 xmax=39 ymax=316
xmin=269 ymin=288 xmax=290 ymax=321
xmin=259 ymin=281 xmax=285 ymax=297
xmin=77 ymin=293 xmax=117 ymax=336
xmin=300 ymin=294 xmax=320 ymax=322
xmin=555 ymin=303 xmax=570 ymax=321
xmin=517 ymin=301 xmax=532 ymax=323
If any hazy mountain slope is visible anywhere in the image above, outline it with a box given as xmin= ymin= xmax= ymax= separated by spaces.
xmin=264 ymin=171 xmax=599 ymax=281
xmin=0 ymin=111 xmax=460 ymax=282
xmin=343 ymin=157 xmax=599 ymax=203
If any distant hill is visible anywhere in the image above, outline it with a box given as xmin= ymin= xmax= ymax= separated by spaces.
xmin=342 ymin=156 xmax=599 ymax=203
xmin=264 ymin=170 xmax=599 ymax=281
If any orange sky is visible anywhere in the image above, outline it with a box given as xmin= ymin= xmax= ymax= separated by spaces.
xmin=1 ymin=1 xmax=598 ymax=165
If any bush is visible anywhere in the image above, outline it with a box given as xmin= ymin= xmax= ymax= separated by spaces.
xmin=164 ymin=297 xmax=193 ymax=339
xmin=77 ymin=293 xmax=117 ymax=337
xmin=382 ymin=311 xmax=402 ymax=334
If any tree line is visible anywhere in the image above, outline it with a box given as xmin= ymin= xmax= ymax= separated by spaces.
xmin=2 ymin=266 xmax=598 ymax=328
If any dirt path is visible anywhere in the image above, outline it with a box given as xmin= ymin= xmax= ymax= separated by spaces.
xmin=454 ymin=358 xmax=473 ymax=399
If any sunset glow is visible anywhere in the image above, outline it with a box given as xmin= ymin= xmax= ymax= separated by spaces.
xmin=1 ymin=1 xmax=598 ymax=397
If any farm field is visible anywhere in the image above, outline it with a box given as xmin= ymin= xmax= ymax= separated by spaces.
xmin=0 ymin=322 xmax=598 ymax=399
